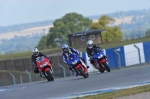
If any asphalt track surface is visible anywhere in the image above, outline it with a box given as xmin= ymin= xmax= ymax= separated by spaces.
xmin=1 ymin=65 xmax=150 ymax=99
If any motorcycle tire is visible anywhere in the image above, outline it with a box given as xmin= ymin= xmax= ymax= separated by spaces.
xmin=45 ymin=70 xmax=54 ymax=81
xmin=102 ymin=62 xmax=110 ymax=72
xmin=78 ymin=67 xmax=87 ymax=78
xmin=99 ymin=69 xmax=104 ymax=73
xmin=86 ymin=73 xmax=89 ymax=77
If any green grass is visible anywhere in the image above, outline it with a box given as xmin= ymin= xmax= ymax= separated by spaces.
xmin=0 ymin=48 xmax=62 ymax=60
xmin=73 ymin=84 xmax=150 ymax=99
xmin=0 ymin=37 xmax=150 ymax=60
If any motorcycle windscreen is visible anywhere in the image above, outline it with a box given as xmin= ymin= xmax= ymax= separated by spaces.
xmin=36 ymin=56 xmax=44 ymax=62
xmin=94 ymin=50 xmax=105 ymax=60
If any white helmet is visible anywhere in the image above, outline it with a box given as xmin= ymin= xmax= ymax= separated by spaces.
xmin=32 ymin=48 xmax=39 ymax=56
xmin=61 ymin=44 xmax=69 ymax=53
xmin=87 ymin=40 xmax=93 ymax=49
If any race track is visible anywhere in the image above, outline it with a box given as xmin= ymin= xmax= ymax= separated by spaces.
xmin=1 ymin=65 xmax=150 ymax=99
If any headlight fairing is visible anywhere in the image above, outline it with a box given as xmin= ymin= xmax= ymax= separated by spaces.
xmin=40 ymin=62 xmax=48 ymax=68
xmin=98 ymin=54 xmax=103 ymax=59
xmin=71 ymin=60 xmax=78 ymax=65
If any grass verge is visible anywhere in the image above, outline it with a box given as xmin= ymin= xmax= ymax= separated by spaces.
xmin=73 ymin=84 xmax=150 ymax=99
xmin=0 ymin=48 xmax=62 ymax=60
xmin=0 ymin=37 xmax=150 ymax=60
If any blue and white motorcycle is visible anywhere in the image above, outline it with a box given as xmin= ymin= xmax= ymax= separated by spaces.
xmin=92 ymin=48 xmax=110 ymax=73
xmin=67 ymin=53 xmax=89 ymax=78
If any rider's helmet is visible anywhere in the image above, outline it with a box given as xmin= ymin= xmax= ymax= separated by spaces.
xmin=32 ymin=48 xmax=39 ymax=56
xmin=87 ymin=40 xmax=94 ymax=49
xmin=61 ymin=44 xmax=69 ymax=53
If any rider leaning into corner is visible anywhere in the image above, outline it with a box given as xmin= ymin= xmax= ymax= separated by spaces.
xmin=86 ymin=40 xmax=107 ymax=68
xmin=31 ymin=48 xmax=52 ymax=77
xmin=61 ymin=44 xmax=89 ymax=76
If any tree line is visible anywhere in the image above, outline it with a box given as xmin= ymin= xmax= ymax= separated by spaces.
xmin=37 ymin=13 xmax=122 ymax=49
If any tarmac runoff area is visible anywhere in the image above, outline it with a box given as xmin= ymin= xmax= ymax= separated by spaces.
xmin=0 ymin=86 xmax=26 ymax=92
xmin=1 ymin=81 xmax=150 ymax=99
xmin=52 ymin=81 xmax=150 ymax=99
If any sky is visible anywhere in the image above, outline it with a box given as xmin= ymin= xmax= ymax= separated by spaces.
xmin=0 ymin=0 xmax=150 ymax=26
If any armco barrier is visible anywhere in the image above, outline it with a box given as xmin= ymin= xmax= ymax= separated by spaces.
xmin=0 ymin=41 xmax=150 ymax=77
xmin=82 ymin=41 xmax=150 ymax=72
xmin=0 ymin=55 xmax=71 ymax=78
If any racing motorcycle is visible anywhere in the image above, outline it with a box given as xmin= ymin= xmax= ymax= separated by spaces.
xmin=36 ymin=56 xmax=54 ymax=81
xmin=67 ymin=53 xmax=89 ymax=78
xmin=92 ymin=48 xmax=110 ymax=73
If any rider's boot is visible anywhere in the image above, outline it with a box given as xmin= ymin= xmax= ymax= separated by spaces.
xmin=39 ymin=72 xmax=45 ymax=78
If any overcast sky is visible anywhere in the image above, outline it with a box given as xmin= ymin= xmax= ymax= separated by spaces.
xmin=0 ymin=0 xmax=150 ymax=26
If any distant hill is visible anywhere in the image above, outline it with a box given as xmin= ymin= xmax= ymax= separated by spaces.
xmin=0 ymin=25 xmax=53 ymax=54
xmin=0 ymin=25 xmax=53 ymax=41
xmin=0 ymin=9 xmax=150 ymax=54
xmin=0 ymin=20 xmax=54 ymax=33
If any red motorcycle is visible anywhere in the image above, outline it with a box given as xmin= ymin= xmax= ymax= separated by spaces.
xmin=36 ymin=56 xmax=54 ymax=81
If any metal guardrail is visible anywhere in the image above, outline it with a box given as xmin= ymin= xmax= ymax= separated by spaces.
xmin=58 ymin=64 xmax=66 ymax=78
xmin=25 ymin=70 xmax=32 ymax=82
xmin=9 ymin=72 xmax=16 ymax=85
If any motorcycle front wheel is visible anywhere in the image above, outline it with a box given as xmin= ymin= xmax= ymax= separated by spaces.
xmin=45 ymin=70 xmax=54 ymax=81
xmin=78 ymin=68 xmax=87 ymax=78
xmin=102 ymin=62 xmax=110 ymax=72
xmin=99 ymin=69 xmax=104 ymax=73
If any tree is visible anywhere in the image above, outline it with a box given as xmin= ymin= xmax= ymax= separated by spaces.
xmin=145 ymin=28 xmax=150 ymax=37
xmin=37 ymin=36 xmax=47 ymax=49
xmin=90 ymin=15 xmax=122 ymax=43
xmin=37 ymin=12 xmax=92 ymax=49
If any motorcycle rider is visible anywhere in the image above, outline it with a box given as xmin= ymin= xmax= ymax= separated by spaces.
xmin=31 ymin=48 xmax=52 ymax=77
xmin=86 ymin=40 xmax=106 ymax=68
xmin=61 ymin=44 xmax=88 ymax=76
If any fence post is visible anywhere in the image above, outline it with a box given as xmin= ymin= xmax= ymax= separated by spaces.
xmin=9 ymin=72 xmax=16 ymax=85
xmin=58 ymin=64 xmax=66 ymax=78
xmin=57 ymin=56 xmax=67 ymax=78
xmin=3 ymin=60 xmax=7 ymax=70
xmin=25 ymin=70 xmax=32 ymax=82
xmin=12 ymin=59 xmax=16 ymax=71
xmin=134 ymin=44 xmax=141 ymax=64
xmin=20 ymin=75 xmax=23 ymax=84
xmin=22 ymin=58 xmax=25 ymax=71
xmin=114 ymin=48 xmax=121 ymax=69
